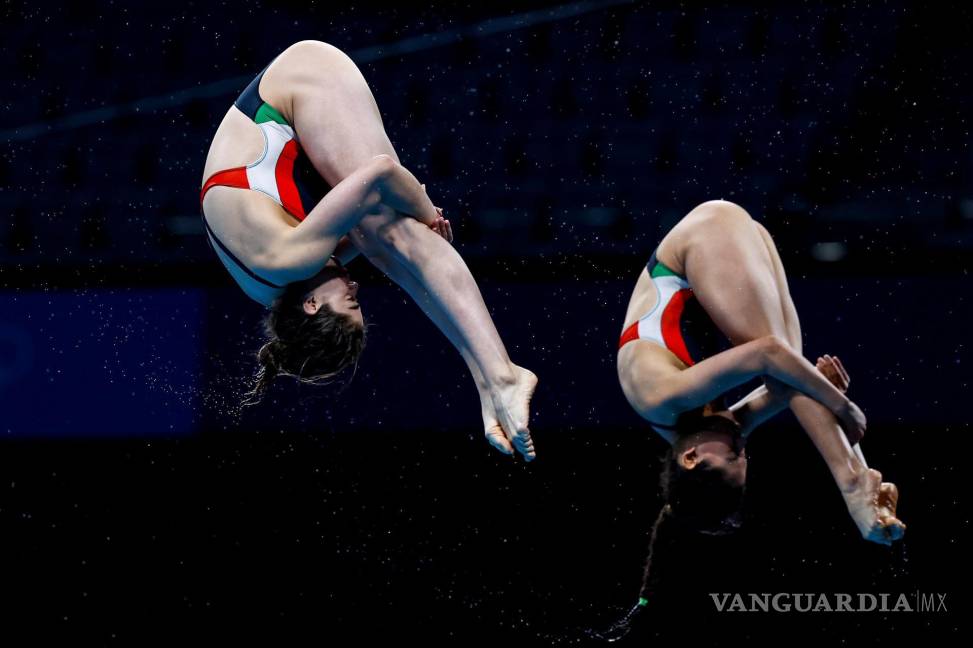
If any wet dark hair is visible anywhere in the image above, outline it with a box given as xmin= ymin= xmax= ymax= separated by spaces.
xmin=639 ymin=415 xmax=745 ymax=598
xmin=242 ymin=281 xmax=365 ymax=406
xmin=664 ymin=437 xmax=745 ymax=534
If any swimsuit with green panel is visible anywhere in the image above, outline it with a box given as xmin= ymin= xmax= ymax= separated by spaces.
xmin=199 ymin=61 xmax=332 ymax=289
xmin=618 ymin=248 xmax=728 ymax=433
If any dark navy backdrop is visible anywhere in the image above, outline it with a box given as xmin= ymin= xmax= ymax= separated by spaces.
xmin=1 ymin=0 xmax=970 ymax=643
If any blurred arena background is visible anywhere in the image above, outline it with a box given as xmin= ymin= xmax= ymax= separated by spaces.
xmin=1 ymin=0 xmax=969 ymax=643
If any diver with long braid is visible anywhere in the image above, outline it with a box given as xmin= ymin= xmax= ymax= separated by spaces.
xmin=596 ymin=200 xmax=904 ymax=641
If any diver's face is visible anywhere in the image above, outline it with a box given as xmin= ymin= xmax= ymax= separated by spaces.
xmin=302 ymin=265 xmax=363 ymax=328
xmin=698 ymin=441 xmax=748 ymax=488
xmin=680 ymin=432 xmax=748 ymax=488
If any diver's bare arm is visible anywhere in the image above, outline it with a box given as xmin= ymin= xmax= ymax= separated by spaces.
xmin=649 ymin=337 xmax=780 ymax=415
xmin=659 ymin=336 xmax=856 ymax=428
xmin=261 ymin=155 xmax=393 ymax=282
xmin=370 ymin=158 xmax=439 ymax=226
xmin=731 ymin=356 xmax=853 ymax=438
xmin=268 ymin=155 xmax=435 ymax=283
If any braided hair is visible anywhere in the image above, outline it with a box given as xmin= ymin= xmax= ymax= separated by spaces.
xmin=639 ymin=415 xmax=745 ymax=599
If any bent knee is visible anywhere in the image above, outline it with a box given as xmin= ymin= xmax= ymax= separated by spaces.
xmin=285 ymin=39 xmax=340 ymax=57
xmin=691 ymin=199 xmax=753 ymax=224
xmin=281 ymin=40 xmax=355 ymax=75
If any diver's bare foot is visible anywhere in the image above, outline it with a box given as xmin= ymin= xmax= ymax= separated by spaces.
xmin=487 ymin=366 xmax=538 ymax=462
xmin=483 ymin=405 xmax=514 ymax=456
xmin=841 ymin=468 xmax=906 ymax=545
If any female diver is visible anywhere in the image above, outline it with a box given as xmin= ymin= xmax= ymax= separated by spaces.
xmin=598 ymin=199 xmax=905 ymax=641
xmin=200 ymin=40 xmax=537 ymax=460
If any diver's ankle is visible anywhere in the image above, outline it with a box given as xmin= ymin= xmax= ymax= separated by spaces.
xmin=484 ymin=362 xmax=519 ymax=391
xmin=837 ymin=463 xmax=868 ymax=494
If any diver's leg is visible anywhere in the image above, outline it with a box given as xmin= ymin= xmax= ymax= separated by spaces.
xmin=753 ymin=222 xmax=868 ymax=468
xmin=349 ymin=208 xmax=537 ymax=460
xmin=680 ymin=200 xmax=902 ymax=543
xmin=279 ymin=42 xmax=537 ymax=458
xmin=738 ymin=222 xmax=809 ymax=433
xmin=752 ymin=222 xmax=802 ymax=349
xmin=353 ymin=215 xmax=520 ymax=457
xmin=679 ymin=201 xmax=863 ymax=485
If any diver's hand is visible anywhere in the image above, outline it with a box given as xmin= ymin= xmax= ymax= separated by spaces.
xmin=818 ymin=355 xmax=861 ymax=444
xmin=420 ymin=185 xmax=453 ymax=243
xmin=816 ymin=354 xmax=849 ymax=393
xmin=429 ymin=207 xmax=453 ymax=243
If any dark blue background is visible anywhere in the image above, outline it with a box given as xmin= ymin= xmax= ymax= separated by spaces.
xmin=1 ymin=0 xmax=969 ymax=643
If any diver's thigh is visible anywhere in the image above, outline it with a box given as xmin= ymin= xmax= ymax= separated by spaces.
xmin=753 ymin=221 xmax=803 ymax=351
xmin=280 ymin=45 xmax=398 ymax=183
xmin=682 ymin=201 xmax=789 ymax=345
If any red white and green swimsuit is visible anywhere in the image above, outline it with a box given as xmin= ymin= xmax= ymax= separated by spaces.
xmin=618 ymin=249 xmax=722 ymax=366
xmin=618 ymin=249 xmax=727 ymax=433
xmin=199 ymin=63 xmax=331 ymax=289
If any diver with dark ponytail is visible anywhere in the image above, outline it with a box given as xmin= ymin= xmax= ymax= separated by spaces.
xmin=242 ymin=267 xmax=366 ymax=406
xmin=594 ymin=200 xmax=904 ymax=641
xmin=201 ymin=41 xmax=538 ymax=459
